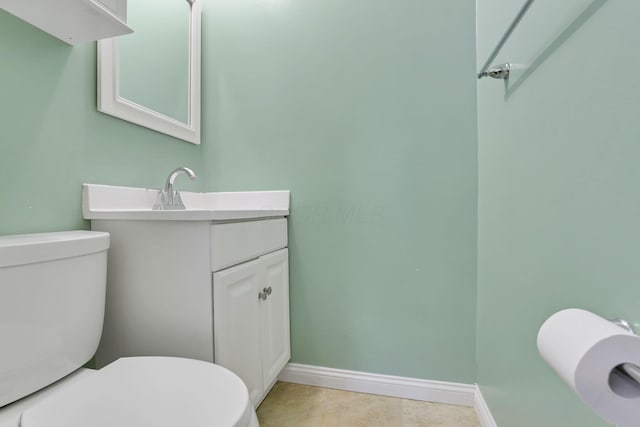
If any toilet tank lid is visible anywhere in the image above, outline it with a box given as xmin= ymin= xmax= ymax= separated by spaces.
xmin=0 ymin=231 xmax=109 ymax=268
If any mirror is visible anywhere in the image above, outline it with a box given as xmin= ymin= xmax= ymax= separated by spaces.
xmin=97 ymin=0 xmax=201 ymax=144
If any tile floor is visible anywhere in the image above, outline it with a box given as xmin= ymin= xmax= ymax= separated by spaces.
xmin=256 ymin=382 xmax=481 ymax=427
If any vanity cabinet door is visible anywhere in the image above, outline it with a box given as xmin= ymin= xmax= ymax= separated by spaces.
xmin=259 ymin=248 xmax=290 ymax=390
xmin=213 ymin=247 xmax=291 ymax=407
xmin=213 ymin=259 xmax=263 ymax=405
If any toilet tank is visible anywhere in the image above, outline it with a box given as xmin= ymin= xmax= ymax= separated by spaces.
xmin=0 ymin=231 xmax=109 ymax=407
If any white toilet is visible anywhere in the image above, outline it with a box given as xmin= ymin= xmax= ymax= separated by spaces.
xmin=0 ymin=230 xmax=259 ymax=427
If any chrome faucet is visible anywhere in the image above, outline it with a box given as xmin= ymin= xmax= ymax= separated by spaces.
xmin=153 ymin=167 xmax=198 ymax=210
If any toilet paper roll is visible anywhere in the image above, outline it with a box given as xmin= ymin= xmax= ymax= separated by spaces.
xmin=537 ymin=308 xmax=640 ymax=427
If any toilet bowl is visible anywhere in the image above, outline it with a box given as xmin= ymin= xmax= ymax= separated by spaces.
xmin=0 ymin=231 xmax=259 ymax=427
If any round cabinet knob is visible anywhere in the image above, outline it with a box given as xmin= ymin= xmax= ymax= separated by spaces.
xmin=259 ymin=287 xmax=273 ymax=301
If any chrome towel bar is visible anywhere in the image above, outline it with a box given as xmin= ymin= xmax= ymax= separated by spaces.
xmin=477 ymin=0 xmax=535 ymax=80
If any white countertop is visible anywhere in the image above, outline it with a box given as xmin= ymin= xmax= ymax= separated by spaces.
xmin=82 ymin=184 xmax=290 ymax=221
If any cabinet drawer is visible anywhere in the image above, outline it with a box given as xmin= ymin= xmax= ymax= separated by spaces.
xmin=210 ymin=218 xmax=287 ymax=271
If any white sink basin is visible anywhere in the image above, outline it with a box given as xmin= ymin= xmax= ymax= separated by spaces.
xmin=82 ymin=184 xmax=290 ymax=221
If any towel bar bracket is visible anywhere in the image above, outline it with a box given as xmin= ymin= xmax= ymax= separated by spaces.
xmin=478 ymin=63 xmax=511 ymax=80
xmin=477 ymin=0 xmax=534 ymax=80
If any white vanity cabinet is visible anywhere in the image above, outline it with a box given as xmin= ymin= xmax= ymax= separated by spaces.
xmin=213 ymin=248 xmax=290 ymax=406
xmin=211 ymin=219 xmax=290 ymax=406
xmin=90 ymin=215 xmax=290 ymax=407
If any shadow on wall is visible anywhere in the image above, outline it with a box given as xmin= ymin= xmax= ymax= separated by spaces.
xmin=503 ymin=0 xmax=608 ymax=100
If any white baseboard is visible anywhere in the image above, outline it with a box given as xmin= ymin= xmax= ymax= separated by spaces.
xmin=474 ymin=386 xmax=498 ymax=427
xmin=278 ymin=363 xmax=476 ymax=407
xmin=278 ymin=363 xmax=498 ymax=426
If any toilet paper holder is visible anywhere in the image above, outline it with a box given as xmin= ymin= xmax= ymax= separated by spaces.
xmin=610 ymin=317 xmax=637 ymax=335
xmin=609 ymin=317 xmax=640 ymax=385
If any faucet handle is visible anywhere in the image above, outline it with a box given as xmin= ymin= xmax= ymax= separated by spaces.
xmin=169 ymin=190 xmax=186 ymax=210
xmin=152 ymin=191 xmax=164 ymax=210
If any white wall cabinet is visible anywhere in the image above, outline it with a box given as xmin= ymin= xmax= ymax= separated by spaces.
xmin=213 ymin=248 xmax=290 ymax=406
xmin=90 ymin=217 xmax=290 ymax=407
xmin=0 ymin=0 xmax=132 ymax=44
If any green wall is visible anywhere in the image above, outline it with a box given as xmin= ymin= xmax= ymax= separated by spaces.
xmin=476 ymin=0 xmax=640 ymax=425
xmin=201 ymin=0 xmax=478 ymax=382
xmin=0 ymin=12 xmax=203 ymax=234
xmin=0 ymin=0 xmax=478 ymax=383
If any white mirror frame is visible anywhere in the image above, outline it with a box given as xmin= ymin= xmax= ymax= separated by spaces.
xmin=97 ymin=0 xmax=201 ymax=144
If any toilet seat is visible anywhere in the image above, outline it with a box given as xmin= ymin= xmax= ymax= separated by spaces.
xmin=20 ymin=357 xmax=258 ymax=427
